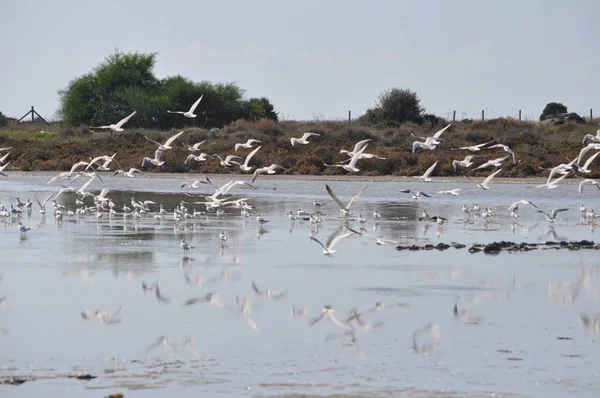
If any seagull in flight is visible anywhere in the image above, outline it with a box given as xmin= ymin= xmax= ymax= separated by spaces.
xmin=465 ymin=168 xmax=502 ymax=190
xmin=437 ymin=189 xmax=462 ymax=196
xmin=251 ymin=280 xmax=287 ymax=300
xmin=340 ymin=139 xmax=371 ymax=157
xmin=167 ymin=95 xmax=203 ymax=118
xmin=234 ymin=138 xmax=262 ymax=151
xmin=473 ymin=155 xmax=511 ymax=171
xmin=141 ymin=149 xmax=165 ymax=168
xmin=326 ymin=184 xmax=367 ymax=216
xmin=537 ymin=208 xmax=569 ymax=222
xmin=252 ymin=164 xmax=285 ymax=183
xmin=582 ymin=129 xmax=600 ymax=144
xmin=213 ymin=154 xmax=241 ymax=167
xmin=487 ymin=143 xmax=517 ymax=164
xmin=310 ymin=227 xmax=360 ymax=256
xmin=324 ymin=145 xmax=367 ymax=173
xmin=185 ymin=153 xmax=214 ymax=164
xmin=452 ymin=155 xmax=481 ymax=171
xmin=230 ymin=146 xmax=261 ymax=172
xmin=451 ymin=141 xmax=493 ymax=152
xmin=113 ymin=168 xmax=143 ymax=178
xmin=290 ymin=132 xmax=320 ymax=146
xmin=144 ymin=131 xmax=185 ymax=151
xmin=507 ymin=200 xmax=538 ymax=211
xmin=187 ymin=140 xmax=206 ymax=152
xmin=90 ymin=111 xmax=136 ymax=132
xmin=576 ymin=143 xmax=600 ymax=165
xmin=578 ymin=179 xmax=600 ymax=196
xmin=413 ymin=161 xmax=438 ymax=181
xmin=573 ymin=152 xmax=599 ymax=174
xmin=400 ymin=190 xmax=431 ymax=200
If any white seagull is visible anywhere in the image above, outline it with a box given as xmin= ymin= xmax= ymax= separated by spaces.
xmin=465 ymin=168 xmax=502 ymax=190
xmin=326 ymin=184 xmax=367 ymax=216
xmin=576 ymin=143 xmax=600 ymax=165
xmin=185 ymin=153 xmax=213 ymax=164
xmin=187 ymin=140 xmax=206 ymax=151
xmin=214 ymin=154 xmax=241 ymax=167
xmin=578 ymin=179 xmax=600 ymax=196
xmin=451 ymin=141 xmax=493 ymax=152
xmin=582 ymin=129 xmax=600 ymax=144
xmin=537 ymin=208 xmax=569 ymax=222
xmin=473 ymin=155 xmax=511 ymax=170
xmin=90 ymin=111 xmax=136 ymax=132
xmin=310 ymin=227 xmax=359 ymax=257
xmin=141 ymin=149 xmax=165 ymax=167
xmin=252 ymin=164 xmax=285 ymax=183
xmin=290 ymin=132 xmax=320 ymax=146
xmin=507 ymin=200 xmax=538 ymax=211
xmin=230 ymin=146 xmax=261 ymax=172
xmin=167 ymin=95 xmax=203 ymax=118
xmin=324 ymin=145 xmax=368 ymax=173
xmin=575 ymin=151 xmax=599 ymax=174
xmin=340 ymin=139 xmax=371 ymax=157
xmin=144 ymin=131 xmax=185 ymax=151
xmin=234 ymin=138 xmax=262 ymax=151
xmin=414 ymin=161 xmax=438 ymax=182
xmin=488 ymin=143 xmax=517 ymax=164
xmin=452 ymin=155 xmax=481 ymax=171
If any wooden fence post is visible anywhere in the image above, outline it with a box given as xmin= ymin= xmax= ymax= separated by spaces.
xmin=481 ymin=110 xmax=484 ymax=122
xmin=453 ymin=110 xmax=456 ymax=123
xmin=591 ymin=108 xmax=593 ymax=121
xmin=519 ymin=110 xmax=521 ymax=121
xmin=348 ymin=110 xmax=351 ymax=126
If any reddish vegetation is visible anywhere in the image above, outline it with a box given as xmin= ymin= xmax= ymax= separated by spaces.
xmin=0 ymin=118 xmax=598 ymax=179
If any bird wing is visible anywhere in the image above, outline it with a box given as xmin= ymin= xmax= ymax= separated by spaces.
xmin=192 ymin=140 xmax=206 ymax=150
xmin=577 ymin=144 xmax=598 ymax=165
xmin=242 ymin=146 xmax=261 ymax=167
xmin=482 ymin=168 xmax=502 ymax=185
xmin=325 ymin=185 xmax=345 ymax=209
xmin=78 ymin=175 xmax=96 ymax=192
xmin=248 ymin=139 xmax=261 ymax=145
xmin=310 ymin=236 xmax=328 ymax=252
xmin=224 ymin=155 xmax=241 ymax=162
xmin=144 ymin=136 xmax=162 ymax=146
xmin=97 ymin=188 xmax=111 ymax=199
xmin=301 ymin=132 xmax=320 ymax=140
xmin=345 ymin=186 xmax=368 ymax=210
xmin=188 ymin=95 xmax=203 ymax=113
xmin=115 ymin=111 xmax=136 ymax=128
xmin=70 ymin=161 xmax=89 ymax=173
xmin=432 ymin=124 xmax=451 ymax=139
xmin=578 ymin=180 xmax=586 ymax=196
xmin=551 ymin=208 xmax=569 ymax=219
xmin=422 ymin=161 xmax=438 ymax=178
xmin=327 ymin=231 xmax=356 ymax=251
xmin=154 ymin=148 xmax=165 ymax=161
xmin=582 ymin=151 xmax=599 ymax=169
xmin=251 ymin=280 xmax=262 ymax=295
xmin=165 ymin=131 xmax=185 ymax=147
xmin=420 ymin=192 xmax=432 ymax=197
xmin=352 ymin=139 xmax=371 ymax=153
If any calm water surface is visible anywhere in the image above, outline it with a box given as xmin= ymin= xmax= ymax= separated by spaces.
xmin=0 ymin=173 xmax=599 ymax=397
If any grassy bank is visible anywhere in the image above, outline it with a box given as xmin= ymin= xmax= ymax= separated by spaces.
xmin=0 ymin=118 xmax=598 ymax=178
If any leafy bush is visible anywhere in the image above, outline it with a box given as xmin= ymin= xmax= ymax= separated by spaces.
xmin=58 ymin=50 xmax=278 ymax=129
xmin=540 ymin=102 xmax=567 ymax=120
xmin=361 ymin=88 xmax=424 ymax=125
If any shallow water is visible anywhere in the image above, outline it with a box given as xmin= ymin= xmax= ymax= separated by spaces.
xmin=1 ymin=173 xmax=599 ymax=397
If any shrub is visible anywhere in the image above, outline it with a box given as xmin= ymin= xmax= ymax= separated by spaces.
xmin=540 ymin=102 xmax=567 ymax=121
xmin=361 ymin=88 xmax=424 ymax=125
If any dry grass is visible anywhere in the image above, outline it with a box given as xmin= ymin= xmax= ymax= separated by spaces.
xmin=0 ymin=118 xmax=598 ymax=177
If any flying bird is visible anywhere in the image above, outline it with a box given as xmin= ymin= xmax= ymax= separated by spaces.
xmin=465 ymin=168 xmax=502 ymax=190
xmin=167 ymin=95 xmax=203 ymax=118
xmin=90 ymin=111 xmax=136 ymax=132
xmin=290 ymin=132 xmax=320 ymax=146
xmin=325 ymin=184 xmax=367 ymax=216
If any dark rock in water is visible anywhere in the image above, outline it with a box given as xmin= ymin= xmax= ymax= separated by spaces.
xmin=0 ymin=376 xmax=30 ymax=385
xmin=398 ymin=240 xmax=599 ymax=254
xmin=69 ymin=374 xmax=97 ymax=381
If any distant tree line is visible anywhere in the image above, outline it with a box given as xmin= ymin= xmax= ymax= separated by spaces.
xmin=57 ymin=51 xmax=278 ymax=129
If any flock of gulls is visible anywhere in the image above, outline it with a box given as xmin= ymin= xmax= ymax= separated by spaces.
xmin=1 ymin=97 xmax=600 ymax=361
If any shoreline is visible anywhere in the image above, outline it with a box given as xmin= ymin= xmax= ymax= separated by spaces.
xmin=6 ymin=170 xmax=579 ymax=185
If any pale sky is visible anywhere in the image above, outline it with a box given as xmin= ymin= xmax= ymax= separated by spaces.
xmin=1 ymin=0 xmax=598 ymax=123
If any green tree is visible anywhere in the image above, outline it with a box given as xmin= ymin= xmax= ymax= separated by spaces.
xmin=0 ymin=111 xmax=8 ymax=127
xmin=361 ymin=88 xmax=424 ymax=125
xmin=540 ymin=102 xmax=567 ymax=121
xmin=58 ymin=50 xmax=278 ymax=129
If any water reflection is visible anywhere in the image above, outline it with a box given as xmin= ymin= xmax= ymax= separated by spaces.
xmin=2 ymin=175 xmax=600 ymax=397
